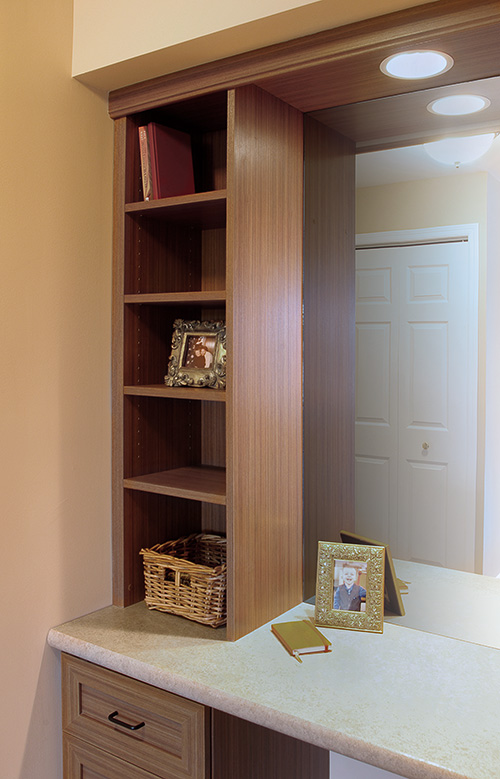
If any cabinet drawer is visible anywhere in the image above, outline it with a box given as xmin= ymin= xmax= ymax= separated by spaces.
xmin=62 ymin=654 xmax=209 ymax=779
xmin=64 ymin=734 xmax=160 ymax=779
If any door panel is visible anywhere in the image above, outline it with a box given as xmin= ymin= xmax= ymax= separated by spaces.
xmin=355 ymin=239 xmax=476 ymax=571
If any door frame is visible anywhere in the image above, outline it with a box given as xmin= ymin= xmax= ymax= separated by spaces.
xmin=355 ymin=224 xmax=481 ymax=571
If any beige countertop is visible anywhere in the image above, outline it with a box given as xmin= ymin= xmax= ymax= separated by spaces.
xmin=48 ymin=597 xmax=500 ymax=779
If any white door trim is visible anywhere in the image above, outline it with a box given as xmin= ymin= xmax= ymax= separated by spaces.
xmin=356 ymin=224 xmax=480 ymax=570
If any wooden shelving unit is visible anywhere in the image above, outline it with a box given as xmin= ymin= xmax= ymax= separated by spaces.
xmin=112 ymin=87 xmax=305 ymax=640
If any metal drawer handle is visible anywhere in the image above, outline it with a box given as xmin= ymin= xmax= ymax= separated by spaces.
xmin=108 ymin=710 xmax=145 ymax=731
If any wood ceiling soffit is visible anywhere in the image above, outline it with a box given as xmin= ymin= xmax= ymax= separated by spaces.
xmin=108 ymin=0 xmax=500 ymax=119
xmin=310 ymin=76 xmax=500 ymax=151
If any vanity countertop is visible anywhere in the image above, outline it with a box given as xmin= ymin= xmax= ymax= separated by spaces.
xmin=48 ymin=595 xmax=500 ymax=779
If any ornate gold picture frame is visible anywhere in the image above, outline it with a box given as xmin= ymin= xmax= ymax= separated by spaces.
xmin=315 ymin=542 xmax=385 ymax=633
xmin=165 ymin=319 xmax=226 ymax=389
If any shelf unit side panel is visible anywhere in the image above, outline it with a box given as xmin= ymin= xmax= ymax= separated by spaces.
xmin=303 ymin=116 xmax=356 ymax=599
xmin=112 ymin=117 xmax=130 ymax=606
xmin=226 ymin=85 xmax=304 ymax=640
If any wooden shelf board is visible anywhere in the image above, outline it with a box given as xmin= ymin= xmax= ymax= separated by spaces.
xmin=124 ymin=291 xmax=226 ymax=306
xmin=125 ymin=190 xmax=226 ymax=227
xmin=124 ymin=466 xmax=226 ymax=505
xmin=124 ymin=385 xmax=226 ymax=401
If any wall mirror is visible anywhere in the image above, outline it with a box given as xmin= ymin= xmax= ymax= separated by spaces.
xmin=309 ymin=75 xmax=500 ymax=650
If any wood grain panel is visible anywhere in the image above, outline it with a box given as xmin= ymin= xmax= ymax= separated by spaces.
xmin=124 ymin=217 xmax=202 ymax=296
xmin=108 ymin=1 xmax=500 ymax=118
xmin=112 ymin=117 xmax=129 ymax=606
xmin=123 ymin=396 xmax=201 ymax=478
xmin=202 ymin=228 xmax=226 ymax=292
xmin=211 ymin=710 xmax=329 ymax=779
xmin=309 ymin=75 xmax=500 ymax=152
xmin=124 ymin=385 xmax=226 ymax=401
xmin=226 ymin=85 xmax=303 ymax=640
xmin=62 ymin=654 xmax=209 ymax=779
xmin=303 ymin=116 xmax=356 ymax=599
xmin=256 ymin=11 xmax=500 ymax=113
xmin=124 ymin=466 xmax=226 ymax=504
xmin=123 ymin=491 xmax=202 ymax=604
xmin=64 ymin=735 xmax=160 ymax=778
xmin=125 ymin=192 xmax=226 ymax=227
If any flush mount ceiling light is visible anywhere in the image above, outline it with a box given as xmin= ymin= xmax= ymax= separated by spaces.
xmin=423 ymin=132 xmax=496 ymax=167
xmin=427 ymin=94 xmax=491 ymax=116
xmin=380 ymin=50 xmax=454 ymax=80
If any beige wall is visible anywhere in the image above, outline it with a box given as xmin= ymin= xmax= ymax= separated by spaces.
xmin=356 ymin=173 xmax=489 ymax=234
xmin=484 ymin=175 xmax=500 ymax=576
xmin=356 ymin=172 xmax=498 ymax=575
xmin=3 ymin=1 xmax=481 ymax=777
xmin=72 ymin=0 xmax=434 ymax=93
xmin=0 ymin=1 xmax=113 ymax=776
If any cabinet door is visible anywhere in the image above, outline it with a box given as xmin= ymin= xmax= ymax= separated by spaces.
xmin=62 ymin=655 xmax=209 ymax=779
xmin=64 ymin=735 xmax=160 ymax=779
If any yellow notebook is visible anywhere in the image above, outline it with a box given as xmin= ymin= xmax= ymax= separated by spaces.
xmin=271 ymin=620 xmax=332 ymax=663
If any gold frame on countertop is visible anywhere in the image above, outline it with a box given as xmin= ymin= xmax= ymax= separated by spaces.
xmin=315 ymin=541 xmax=385 ymax=634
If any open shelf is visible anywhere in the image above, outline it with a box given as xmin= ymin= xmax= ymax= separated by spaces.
xmin=124 ymin=385 xmax=226 ymax=401
xmin=125 ymin=190 xmax=226 ymax=227
xmin=124 ymin=291 xmax=226 ymax=305
xmin=124 ymin=466 xmax=226 ymax=505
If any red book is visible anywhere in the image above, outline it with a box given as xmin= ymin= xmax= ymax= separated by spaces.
xmin=138 ymin=126 xmax=153 ymax=201
xmin=147 ymin=123 xmax=195 ymax=199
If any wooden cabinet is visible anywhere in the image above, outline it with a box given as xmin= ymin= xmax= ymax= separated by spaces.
xmin=62 ymin=654 xmax=209 ymax=779
xmin=111 ymin=52 xmax=356 ymax=640
xmin=61 ymin=654 xmax=329 ymax=779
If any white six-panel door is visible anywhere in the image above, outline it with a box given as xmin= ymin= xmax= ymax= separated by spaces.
xmin=355 ymin=228 xmax=478 ymax=572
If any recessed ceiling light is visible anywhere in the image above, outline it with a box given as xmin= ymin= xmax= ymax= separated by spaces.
xmin=427 ymin=94 xmax=491 ymax=116
xmin=380 ymin=50 xmax=454 ymax=80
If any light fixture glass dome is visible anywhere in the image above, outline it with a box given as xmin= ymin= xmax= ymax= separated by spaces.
xmin=423 ymin=133 xmax=496 ymax=167
xmin=427 ymin=94 xmax=491 ymax=116
xmin=380 ymin=50 xmax=454 ymax=80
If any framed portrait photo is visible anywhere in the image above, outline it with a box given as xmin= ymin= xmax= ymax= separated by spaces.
xmin=315 ymin=541 xmax=385 ymax=634
xmin=165 ymin=319 xmax=226 ymax=389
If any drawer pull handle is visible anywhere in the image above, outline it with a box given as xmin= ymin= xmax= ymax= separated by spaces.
xmin=108 ymin=710 xmax=145 ymax=731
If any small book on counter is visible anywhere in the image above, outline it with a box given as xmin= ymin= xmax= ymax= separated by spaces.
xmin=271 ymin=620 xmax=331 ymax=663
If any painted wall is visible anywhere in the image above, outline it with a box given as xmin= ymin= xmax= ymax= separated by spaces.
xmin=0 ymin=1 xmax=113 ymax=776
xmin=484 ymin=175 xmax=500 ymax=576
xmin=356 ymin=172 xmax=500 ymax=576
xmin=72 ymin=0 xmax=434 ymax=93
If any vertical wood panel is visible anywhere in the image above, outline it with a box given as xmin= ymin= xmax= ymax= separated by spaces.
xmin=211 ymin=710 xmax=329 ymax=779
xmin=303 ymin=116 xmax=356 ymax=599
xmin=112 ymin=117 xmax=128 ymax=605
xmin=227 ymin=86 xmax=303 ymax=640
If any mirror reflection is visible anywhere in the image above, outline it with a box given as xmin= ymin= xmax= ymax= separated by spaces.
xmin=311 ymin=76 xmax=500 ymax=648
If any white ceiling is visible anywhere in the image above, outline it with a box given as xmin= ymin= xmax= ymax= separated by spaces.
xmin=356 ymin=133 xmax=500 ymax=188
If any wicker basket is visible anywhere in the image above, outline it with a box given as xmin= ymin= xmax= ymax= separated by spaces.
xmin=140 ymin=533 xmax=227 ymax=628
